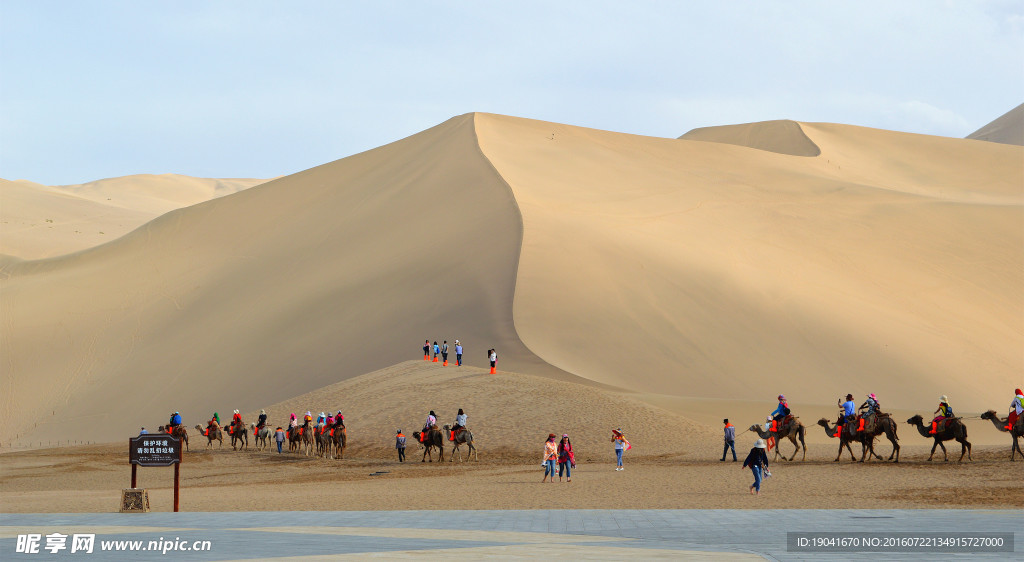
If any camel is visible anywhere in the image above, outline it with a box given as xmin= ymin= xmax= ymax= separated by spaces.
xmin=194 ymin=425 xmax=223 ymax=448
xmin=442 ymin=424 xmax=478 ymax=462
xmin=412 ymin=428 xmax=444 ymax=462
xmin=286 ymin=424 xmax=303 ymax=452
xmin=314 ymin=425 xmax=333 ymax=458
xmin=166 ymin=425 xmax=189 ymax=452
xmin=227 ymin=422 xmax=248 ymax=451
xmin=980 ymin=410 xmax=1024 ymax=461
xmin=331 ymin=425 xmax=347 ymax=460
xmin=748 ymin=418 xmax=806 ymax=461
xmin=250 ymin=423 xmax=270 ymax=451
xmin=907 ymin=414 xmax=971 ymax=462
xmin=816 ymin=418 xmax=863 ymax=462
xmin=299 ymin=420 xmax=314 ymax=456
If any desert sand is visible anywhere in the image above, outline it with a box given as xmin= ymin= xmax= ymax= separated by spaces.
xmin=0 ymin=174 xmax=266 ymax=260
xmin=1 ymin=110 xmax=1022 ymax=515
xmin=1 ymin=112 xmax=1021 ymax=451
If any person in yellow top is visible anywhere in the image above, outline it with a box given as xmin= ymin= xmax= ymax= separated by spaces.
xmin=930 ymin=395 xmax=954 ymax=434
xmin=541 ymin=433 xmax=558 ymax=483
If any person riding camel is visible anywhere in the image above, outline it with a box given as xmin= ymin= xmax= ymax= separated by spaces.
xmin=451 ymin=408 xmax=467 ymax=441
xmin=930 ymin=395 xmax=953 ymax=434
xmin=858 ymin=393 xmax=881 ymax=432
xmin=769 ymin=395 xmax=790 ymax=431
xmin=257 ymin=409 xmax=268 ymax=430
xmin=422 ymin=411 xmax=437 ymax=442
xmin=316 ymin=412 xmax=326 ymax=427
xmin=304 ymin=411 xmax=313 ymax=424
xmin=230 ymin=409 xmax=243 ymax=434
xmin=206 ymin=412 xmax=221 ymax=436
xmin=835 ymin=394 xmax=856 ymax=436
xmin=168 ymin=411 xmax=182 ymax=432
xmin=1008 ymin=389 xmax=1024 ymax=430
xmin=334 ymin=411 xmax=345 ymax=431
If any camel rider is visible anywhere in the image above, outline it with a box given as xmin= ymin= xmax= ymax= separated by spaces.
xmin=334 ymin=411 xmax=345 ymax=430
xmin=1008 ymin=389 xmax=1024 ymax=430
xmin=769 ymin=395 xmax=790 ymax=431
xmin=168 ymin=411 xmax=182 ymax=431
xmin=858 ymin=393 xmax=880 ymax=431
xmin=257 ymin=409 xmax=268 ymax=430
xmin=422 ymin=411 xmax=437 ymax=442
xmin=930 ymin=395 xmax=953 ymax=434
xmin=316 ymin=412 xmax=326 ymax=427
xmin=207 ymin=413 xmax=221 ymax=436
xmin=289 ymin=413 xmax=298 ymax=428
xmin=452 ymin=408 xmax=467 ymax=440
xmin=304 ymin=411 xmax=313 ymax=424
xmin=230 ymin=409 xmax=243 ymax=434
xmin=835 ymin=394 xmax=856 ymax=435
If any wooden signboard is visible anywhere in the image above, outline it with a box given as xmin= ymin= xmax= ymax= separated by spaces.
xmin=127 ymin=435 xmax=182 ymax=511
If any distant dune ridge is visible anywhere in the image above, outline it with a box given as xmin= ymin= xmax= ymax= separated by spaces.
xmin=1 ymin=111 xmax=1021 ymax=448
xmin=966 ymin=102 xmax=1024 ymax=146
xmin=678 ymin=119 xmax=821 ymax=156
xmin=0 ymin=174 xmax=267 ymax=260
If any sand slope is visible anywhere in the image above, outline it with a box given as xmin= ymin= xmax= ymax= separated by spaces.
xmin=679 ymin=119 xmax=821 ymax=156
xmin=0 ymin=115 xmax=568 ymax=446
xmin=2 ymin=113 xmax=1021 ymax=448
xmin=966 ymin=102 xmax=1024 ymax=146
xmin=475 ymin=113 xmax=1023 ymax=414
xmin=0 ymin=175 xmax=266 ymax=260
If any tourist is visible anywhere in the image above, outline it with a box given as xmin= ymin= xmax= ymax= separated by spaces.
xmin=442 ymin=340 xmax=449 ymax=364
xmin=423 ymin=340 xmax=430 ymax=360
xmin=396 ymin=429 xmax=406 ymax=462
xmin=542 ymin=434 xmax=558 ymax=483
xmin=558 ymin=434 xmax=575 ymax=482
xmin=721 ymin=419 xmax=736 ymax=461
xmin=612 ymin=428 xmax=628 ymax=470
xmin=433 ymin=341 xmax=440 ymax=361
xmin=455 ymin=340 xmax=463 ymax=366
xmin=274 ymin=427 xmax=285 ymax=453
xmin=742 ymin=439 xmax=770 ymax=496
xmin=489 ymin=348 xmax=497 ymax=371
xmin=139 ymin=427 xmax=148 ymax=435
xmin=931 ymin=395 xmax=953 ymax=434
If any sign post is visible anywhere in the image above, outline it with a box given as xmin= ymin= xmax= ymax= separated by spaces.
xmin=128 ymin=435 xmax=182 ymax=512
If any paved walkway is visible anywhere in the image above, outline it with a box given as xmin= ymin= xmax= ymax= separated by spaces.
xmin=1 ymin=510 xmax=1017 ymax=560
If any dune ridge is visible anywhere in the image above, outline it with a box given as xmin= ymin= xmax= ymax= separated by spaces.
xmin=0 ymin=174 xmax=267 ymax=260
xmin=679 ymin=119 xmax=821 ymax=156
xmin=966 ymin=102 xmax=1024 ymax=146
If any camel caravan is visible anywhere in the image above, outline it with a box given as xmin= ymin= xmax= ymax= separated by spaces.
xmin=150 ymin=390 xmax=1023 ymax=465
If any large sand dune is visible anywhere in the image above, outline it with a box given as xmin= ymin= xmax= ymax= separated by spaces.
xmin=678 ymin=119 xmax=821 ymax=156
xmin=2 ymin=113 xmax=1021 ymax=448
xmin=1 ymin=174 xmax=266 ymax=260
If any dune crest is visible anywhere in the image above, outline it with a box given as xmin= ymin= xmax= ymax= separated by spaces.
xmin=679 ymin=119 xmax=821 ymax=157
xmin=966 ymin=102 xmax=1024 ymax=146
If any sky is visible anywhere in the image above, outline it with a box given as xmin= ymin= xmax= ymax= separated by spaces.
xmin=2 ymin=1 xmax=1022 ymax=185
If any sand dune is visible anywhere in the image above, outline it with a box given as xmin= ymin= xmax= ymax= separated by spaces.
xmin=475 ymin=113 xmax=1022 ymax=413
xmin=0 ymin=174 xmax=266 ymax=260
xmin=966 ymin=102 xmax=1024 ymax=146
xmin=679 ymin=119 xmax=821 ymax=156
xmin=2 ymin=113 xmax=1021 ymax=449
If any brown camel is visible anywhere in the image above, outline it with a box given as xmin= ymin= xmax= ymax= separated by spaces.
xmin=314 ymin=424 xmax=333 ymax=458
xmin=286 ymin=423 xmax=303 ymax=452
xmin=299 ymin=420 xmax=314 ymax=456
xmin=250 ymin=423 xmax=270 ymax=451
xmin=906 ymin=414 xmax=970 ymax=462
xmin=331 ymin=424 xmax=347 ymax=460
xmin=227 ymin=422 xmax=248 ymax=451
xmin=166 ymin=425 xmax=189 ymax=452
xmin=816 ymin=418 xmax=862 ymax=462
xmin=194 ymin=425 xmax=223 ymax=448
xmin=748 ymin=418 xmax=806 ymax=461
xmin=853 ymin=413 xmax=900 ymax=463
xmin=443 ymin=424 xmax=478 ymax=462
xmin=980 ymin=410 xmax=1024 ymax=461
xmin=412 ymin=428 xmax=445 ymax=462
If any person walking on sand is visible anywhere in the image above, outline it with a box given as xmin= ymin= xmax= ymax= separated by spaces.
xmin=558 ymin=434 xmax=575 ymax=482
xmin=722 ymin=419 xmax=737 ymax=461
xmin=542 ymin=433 xmax=558 ymax=483
xmin=455 ymin=340 xmax=463 ymax=366
xmin=612 ymin=428 xmax=629 ymax=470
xmin=442 ymin=340 xmax=449 ymax=365
xmin=433 ymin=341 xmax=440 ymax=362
xmin=396 ymin=429 xmax=406 ymax=462
xmin=742 ymin=439 xmax=770 ymax=496
xmin=423 ymin=340 xmax=430 ymax=360
xmin=488 ymin=348 xmax=497 ymax=373
xmin=274 ymin=427 xmax=285 ymax=453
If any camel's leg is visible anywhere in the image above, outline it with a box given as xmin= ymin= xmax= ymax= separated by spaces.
xmin=834 ymin=441 xmax=843 ymax=462
xmin=470 ymin=443 xmax=478 ymax=461
xmin=787 ymin=435 xmax=799 ymax=462
xmin=845 ymin=441 xmax=856 ymax=461
xmin=927 ymin=441 xmax=938 ymax=461
xmin=939 ymin=440 xmax=948 ymax=461
xmin=890 ymin=434 xmax=900 ymax=463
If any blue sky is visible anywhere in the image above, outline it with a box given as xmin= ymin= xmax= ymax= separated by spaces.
xmin=2 ymin=1 xmax=1022 ymax=185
